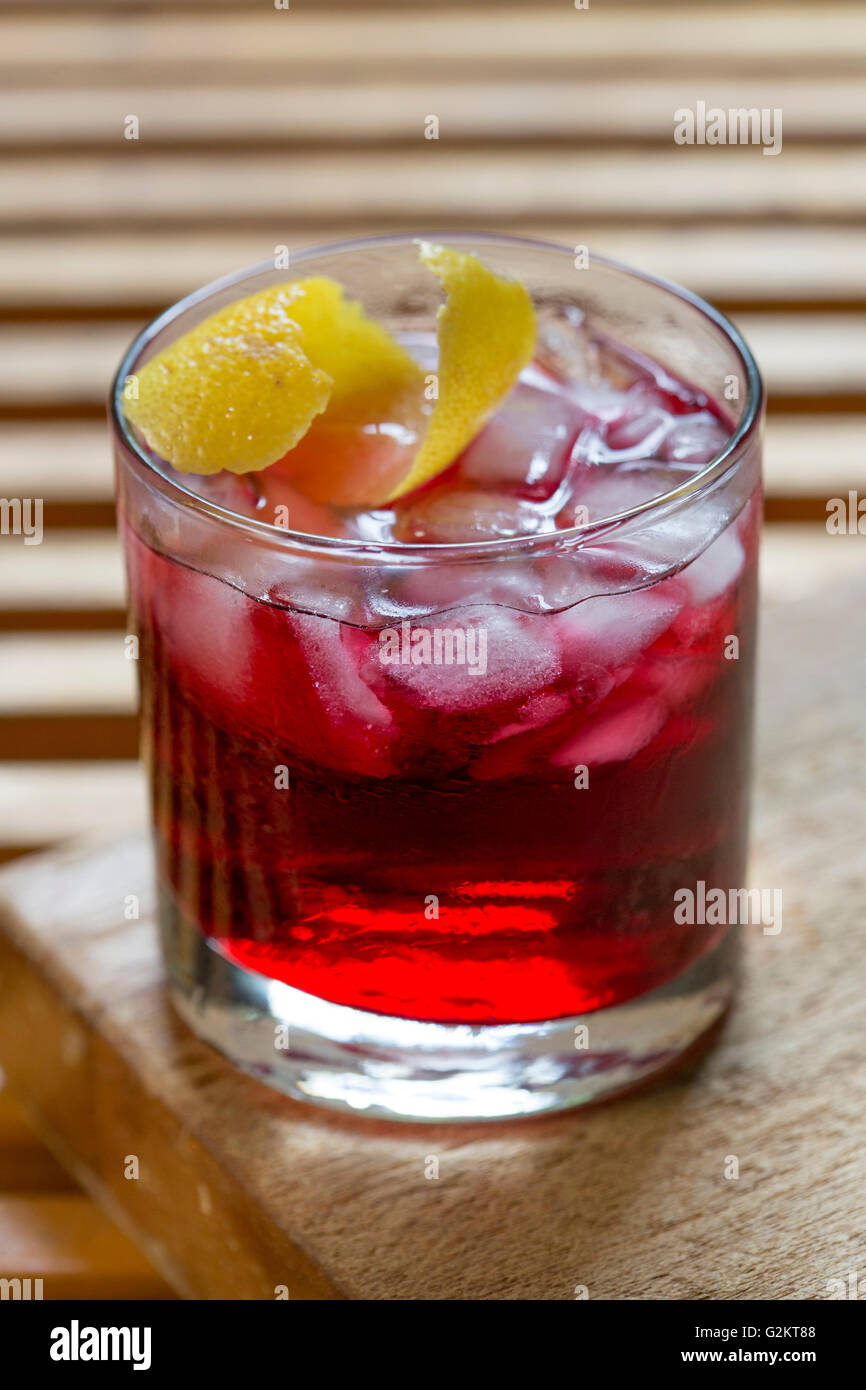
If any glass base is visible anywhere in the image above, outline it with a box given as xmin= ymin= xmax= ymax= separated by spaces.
xmin=160 ymin=894 xmax=737 ymax=1123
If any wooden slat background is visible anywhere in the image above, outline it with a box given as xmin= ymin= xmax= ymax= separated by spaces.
xmin=0 ymin=0 xmax=864 ymax=1298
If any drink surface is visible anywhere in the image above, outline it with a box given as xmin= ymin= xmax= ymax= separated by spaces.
xmin=125 ymin=331 xmax=758 ymax=1025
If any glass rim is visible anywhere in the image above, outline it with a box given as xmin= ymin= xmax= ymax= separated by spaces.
xmin=110 ymin=230 xmax=764 ymax=564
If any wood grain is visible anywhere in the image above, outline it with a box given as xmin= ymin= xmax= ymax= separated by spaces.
xmin=4 ymin=79 xmax=865 ymax=146
xmin=0 ymin=633 xmax=135 ymax=714
xmin=3 ymin=150 xmax=863 ymax=229
xmin=0 ymin=1193 xmax=175 ymax=1299
xmin=0 ymin=1076 xmax=173 ymax=1299
xmin=0 ymin=522 xmax=120 ymax=593
xmin=4 ymin=7 xmax=866 ymax=77
xmin=0 ymin=423 xmax=113 ymax=497
xmin=0 ymin=1086 xmax=74 ymax=1191
xmin=763 ymin=417 xmax=866 ymax=495
xmin=0 ymin=763 xmax=144 ymax=851
xmin=0 ymin=576 xmax=864 ymax=1299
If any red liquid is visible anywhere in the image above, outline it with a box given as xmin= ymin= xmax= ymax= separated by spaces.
xmin=124 ymin=356 xmax=759 ymax=1026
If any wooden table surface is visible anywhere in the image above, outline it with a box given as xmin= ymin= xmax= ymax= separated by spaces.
xmin=0 ymin=0 xmax=864 ymax=1299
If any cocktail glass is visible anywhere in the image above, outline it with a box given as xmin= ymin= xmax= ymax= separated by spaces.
xmin=111 ymin=234 xmax=763 ymax=1121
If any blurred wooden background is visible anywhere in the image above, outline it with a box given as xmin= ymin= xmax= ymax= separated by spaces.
xmin=0 ymin=0 xmax=864 ymax=1299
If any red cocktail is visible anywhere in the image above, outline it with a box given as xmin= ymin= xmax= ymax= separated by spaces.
xmin=114 ymin=236 xmax=763 ymax=1119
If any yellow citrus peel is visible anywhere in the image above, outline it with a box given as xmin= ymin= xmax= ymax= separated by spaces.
xmin=123 ymin=245 xmax=536 ymax=501
xmin=385 ymin=242 xmax=536 ymax=500
xmin=276 ymin=276 xmax=421 ymax=415
xmin=123 ymin=286 xmax=330 ymax=476
xmin=123 ymin=278 xmax=420 ymax=477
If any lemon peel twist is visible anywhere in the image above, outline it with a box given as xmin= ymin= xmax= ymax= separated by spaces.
xmin=124 ymin=245 xmax=536 ymax=502
xmin=386 ymin=242 xmax=536 ymax=500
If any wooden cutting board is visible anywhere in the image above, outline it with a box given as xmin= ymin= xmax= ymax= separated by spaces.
xmin=0 ymin=576 xmax=864 ymax=1301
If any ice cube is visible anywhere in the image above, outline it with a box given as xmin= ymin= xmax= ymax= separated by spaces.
xmin=457 ymin=381 xmax=587 ymax=496
xmin=291 ymin=614 xmax=392 ymax=729
xmin=562 ymin=462 xmax=686 ymax=526
xmin=557 ymin=587 xmax=681 ymax=678
xmin=599 ymin=403 xmax=672 ymax=459
xmin=660 ymin=410 xmax=729 ymax=465
xmin=640 ymin=650 xmax=718 ymax=707
xmin=551 ymin=694 xmax=667 ymax=768
xmin=535 ymin=302 xmax=597 ymax=382
xmin=149 ymin=557 xmax=259 ymax=715
xmin=140 ymin=552 xmax=355 ymax=766
xmin=370 ymin=606 xmax=561 ymax=712
xmin=595 ymin=339 xmax=656 ymax=392
xmin=165 ymin=460 xmax=355 ymax=539
xmin=604 ymin=486 xmax=737 ymax=589
xmin=168 ymin=466 xmax=261 ymax=519
xmin=252 ymin=473 xmax=357 ymax=539
xmin=286 ymin=613 xmax=398 ymax=777
xmin=678 ymin=527 xmax=745 ymax=604
xmin=568 ymin=378 xmax=637 ymax=423
xmin=468 ymin=694 xmax=575 ymax=779
xmin=485 ymin=690 xmax=573 ymax=743
xmin=393 ymin=486 xmax=554 ymax=543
